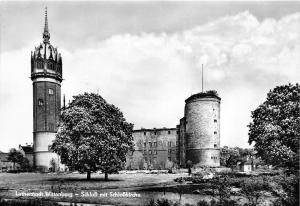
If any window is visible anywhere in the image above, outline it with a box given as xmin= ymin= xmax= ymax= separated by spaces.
xmin=154 ymin=132 xmax=157 ymax=135
xmin=149 ymin=150 xmax=152 ymax=155
xmin=176 ymin=131 xmax=179 ymax=134
xmin=168 ymin=157 xmax=171 ymax=161
xmin=144 ymin=132 xmax=146 ymax=135
xmin=144 ymin=150 xmax=147 ymax=155
xmin=168 ymin=149 xmax=171 ymax=154
xmin=214 ymin=119 xmax=217 ymax=123
xmin=49 ymin=123 xmax=54 ymax=131
xmin=214 ymin=131 xmax=217 ymax=135
xmin=214 ymin=144 xmax=217 ymax=148
xmin=168 ymin=141 xmax=172 ymax=147
xmin=144 ymin=157 xmax=148 ymax=162
xmin=144 ymin=142 xmax=146 ymax=147
xmin=153 ymin=142 xmax=157 ymax=147
xmin=176 ymin=141 xmax=178 ymax=146
xmin=37 ymin=61 xmax=43 ymax=69
xmin=38 ymin=98 xmax=44 ymax=106
xmin=48 ymin=88 xmax=54 ymax=95
xmin=149 ymin=142 xmax=152 ymax=148
xmin=154 ymin=149 xmax=157 ymax=155
xmin=168 ymin=131 xmax=171 ymax=134
xmin=48 ymin=63 xmax=53 ymax=70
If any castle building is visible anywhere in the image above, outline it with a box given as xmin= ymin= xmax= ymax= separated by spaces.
xmin=29 ymin=8 xmax=220 ymax=171
xmin=30 ymin=8 xmax=63 ymax=171
xmin=178 ymin=91 xmax=221 ymax=167
xmin=126 ymin=91 xmax=221 ymax=169
xmin=126 ymin=128 xmax=178 ymax=170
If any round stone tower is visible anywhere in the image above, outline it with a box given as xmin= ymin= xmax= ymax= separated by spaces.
xmin=31 ymin=8 xmax=63 ymax=171
xmin=184 ymin=91 xmax=221 ymax=167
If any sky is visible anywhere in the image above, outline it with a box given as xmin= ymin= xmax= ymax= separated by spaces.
xmin=0 ymin=1 xmax=299 ymax=152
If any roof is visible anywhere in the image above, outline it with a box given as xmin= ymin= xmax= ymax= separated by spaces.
xmin=134 ymin=127 xmax=177 ymax=132
xmin=239 ymin=158 xmax=259 ymax=165
xmin=185 ymin=90 xmax=221 ymax=103
xmin=20 ymin=146 xmax=33 ymax=153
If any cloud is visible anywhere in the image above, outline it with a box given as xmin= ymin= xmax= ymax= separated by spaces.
xmin=0 ymin=11 xmax=299 ymax=152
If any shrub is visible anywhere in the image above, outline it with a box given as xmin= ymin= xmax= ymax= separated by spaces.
xmin=270 ymin=174 xmax=299 ymax=206
xmin=197 ymin=200 xmax=210 ymax=206
xmin=145 ymin=198 xmax=178 ymax=206
xmin=239 ymin=176 xmax=270 ymax=205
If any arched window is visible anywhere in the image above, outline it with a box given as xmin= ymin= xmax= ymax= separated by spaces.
xmin=38 ymin=98 xmax=44 ymax=106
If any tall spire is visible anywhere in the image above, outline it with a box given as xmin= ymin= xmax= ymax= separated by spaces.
xmin=43 ymin=7 xmax=50 ymax=43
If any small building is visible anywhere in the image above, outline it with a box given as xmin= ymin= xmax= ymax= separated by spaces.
xmin=18 ymin=144 xmax=34 ymax=167
xmin=238 ymin=159 xmax=256 ymax=172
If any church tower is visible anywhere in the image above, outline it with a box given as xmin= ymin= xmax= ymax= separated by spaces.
xmin=31 ymin=8 xmax=62 ymax=171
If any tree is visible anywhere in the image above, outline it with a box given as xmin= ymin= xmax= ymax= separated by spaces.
xmin=248 ymin=83 xmax=300 ymax=170
xmin=52 ymin=93 xmax=134 ymax=180
xmin=20 ymin=157 xmax=31 ymax=171
xmin=220 ymin=146 xmax=240 ymax=170
xmin=7 ymin=148 xmax=24 ymax=170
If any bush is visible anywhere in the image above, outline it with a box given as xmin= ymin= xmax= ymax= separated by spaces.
xmin=239 ymin=176 xmax=270 ymax=205
xmin=197 ymin=200 xmax=210 ymax=206
xmin=270 ymin=174 xmax=299 ymax=206
xmin=145 ymin=198 xmax=178 ymax=206
xmin=196 ymin=199 xmax=238 ymax=206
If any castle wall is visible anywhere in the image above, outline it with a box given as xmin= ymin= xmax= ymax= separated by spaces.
xmin=185 ymin=96 xmax=220 ymax=167
xmin=34 ymin=151 xmax=59 ymax=171
xmin=178 ymin=118 xmax=186 ymax=167
xmin=126 ymin=128 xmax=178 ymax=170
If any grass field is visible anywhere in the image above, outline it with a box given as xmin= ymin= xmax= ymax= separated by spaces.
xmin=0 ymin=172 xmax=197 ymax=206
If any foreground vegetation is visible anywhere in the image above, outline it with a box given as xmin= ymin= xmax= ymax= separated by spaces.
xmin=0 ymin=170 xmax=298 ymax=206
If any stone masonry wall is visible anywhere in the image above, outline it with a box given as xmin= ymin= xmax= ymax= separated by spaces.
xmin=185 ymin=97 xmax=220 ymax=167
xmin=126 ymin=128 xmax=178 ymax=170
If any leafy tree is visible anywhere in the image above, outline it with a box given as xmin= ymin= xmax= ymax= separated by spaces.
xmin=52 ymin=93 xmax=134 ymax=180
xmin=220 ymin=147 xmax=240 ymax=170
xmin=248 ymin=83 xmax=300 ymax=170
xmin=20 ymin=157 xmax=31 ymax=170
xmin=7 ymin=148 xmax=24 ymax=170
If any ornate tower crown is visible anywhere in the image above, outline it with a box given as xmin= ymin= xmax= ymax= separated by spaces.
xmin=31 ymin=7 xmax=62 ymax=82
